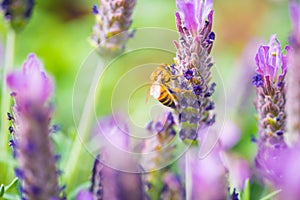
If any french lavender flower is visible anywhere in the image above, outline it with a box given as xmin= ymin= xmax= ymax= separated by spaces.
xmin=85 ymin=115 xmax=145 ymax=200
xmin=141 ymin=112 xmax=178 ymax=199
xmin=185 ymin=145 xmax=227 ymax=200
xmin=166 ymin=0 xmax=216 ymax=140
xmin=253 ymin=35 xmax=289 ymax=185
xmin=160 ymin=172 xmax=185 ymax=200
xmin=254 ymin=142 xmax=300 ymax=200
xmin=6 ymin=54 xmax=61 ymax=199
xmin=279 ymin=143 xmax=300 ymax=200
xmin=1 ymin=0 xmax=34 ymax=31
xmin=253 ymin=35 xmax=288 ymax=147
xmin=142 ymin=112 xmax=177 ymax=170
xmin=287 ymin=0 xmax=300 ymax=144
xmin=90 ymin=0 xmax=136 ymax=56
xmin=221 ymin=153 xmax=250 ymax=191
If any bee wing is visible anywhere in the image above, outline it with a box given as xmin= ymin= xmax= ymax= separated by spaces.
xmin=146 ymin=82 xmax=160 ymax=103
xmin=145 ymin=87 xmax=150 ymax=103
xmin=150 ymin=82 xmax=161 ymax=99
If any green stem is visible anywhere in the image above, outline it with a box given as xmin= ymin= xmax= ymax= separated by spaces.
xmin=64 ymin=58 xmax=104 ymax=189
xmin=0 ymin=29 xmax=15 ymax=182
xmin=185 ymin=150 xmax=192 ymax=200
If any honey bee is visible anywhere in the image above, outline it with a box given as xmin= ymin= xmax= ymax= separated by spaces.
xmin=148 ymin=64 xmax=178 ymax=108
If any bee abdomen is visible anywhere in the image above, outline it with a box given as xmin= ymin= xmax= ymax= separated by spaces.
xmin=158 ymin=89 xmax=176 ymax=108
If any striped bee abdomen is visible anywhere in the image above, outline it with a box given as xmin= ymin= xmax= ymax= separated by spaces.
xmin=157 ymin=85 xmax=176 ymax=108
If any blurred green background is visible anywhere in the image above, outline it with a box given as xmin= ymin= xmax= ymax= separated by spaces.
xmin=0 ymin=0 xmax=291 ymax=198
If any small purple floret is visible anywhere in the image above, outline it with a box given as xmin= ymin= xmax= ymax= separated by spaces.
xmin=251 ymin=134 xmax=257 ymax=143
xmin=230 ymin=188 xmax=239 ymax=200
xmin=92 ymin=5 xmax=99 ymax=15
xmin=9 ymin=139 xmax=16 ymax=147
xmin=8 ymin=126 xmax=14 ymax=134
xmin=167 ymin=112 xmax=174 ymax=124
xmin=193 ymin=85 xmax=202 ymax=95
xmin=184 ymin=69 xmax=194 ymax=80
xmin=15 ymin=168 xmax=24 ymax=179
xmin=206 ymin=32 xmax=215 ymax=44
xmin=252 ymin=73 xmax=264 ymax=87
xmin=155 ymin=122 xmax=164 ymax=132
xmin=7 ymin=112 xmax=14 ymax=121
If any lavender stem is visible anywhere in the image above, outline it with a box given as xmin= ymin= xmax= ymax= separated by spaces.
xmin=64 ymin=59 xmax=104 ymax=188
xmin=0 ymin=28 xmax=15 ymax=182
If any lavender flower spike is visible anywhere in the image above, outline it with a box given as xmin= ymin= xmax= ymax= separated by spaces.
xmin=1 ymin=0 xmax=35 ymax=31
xmin=90 ymin=0 xmax=136 ymax=56
xmin=253 ymin=35 xmax=289 ymax=185
xmin=287 ymin=0 xmax=300 ymax=144
xmin=253 ymin=35 xmax=288 ymax=147
xmin=171 ymin=0 xmax=216 ymax=140
xmin=6 ymin=54 xmax=60 ymax=199
xmin=89 ymin=115 xmax=145 ymax=200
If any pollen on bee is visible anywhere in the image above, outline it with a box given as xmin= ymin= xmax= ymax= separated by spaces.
xmin=150 ymin=83 xmax=161 ymax=99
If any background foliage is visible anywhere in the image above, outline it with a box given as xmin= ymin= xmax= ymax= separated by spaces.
xmin=0 ymin=0 xmax=291 ymax=199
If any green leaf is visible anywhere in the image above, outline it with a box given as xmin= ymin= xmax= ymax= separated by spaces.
xmin=241 ymin=179 xmax=250 ymax=200
xmin=4 ymin=178 xmax=18 ymax=192
xmin=259 ymin=189 xmax=281 ymax=200
xmin=0 ymin=184 xmax=5 ymax=197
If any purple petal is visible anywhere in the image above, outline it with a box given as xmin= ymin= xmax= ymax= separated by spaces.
xmin=219 ymin=120 xmax=240 ymax=150
xmin=281 ymin=144 xmax=300 ymax=199
xmin=75 ymin=190 xmax=93 ymax=200
xmin=176 ymin=1 xmax=197 ymax=31
xmin=176 ymin=0 xmax=214 ymax=34
xmin=255 ymin=142 xmax=286 ymax=186
xmin=268 ymin=35 xmax=281 ymax=77
xmin=254 ymin=35 xmax=288 ymax=82
xmin=94 ymin=114 xmax=129 ymax=151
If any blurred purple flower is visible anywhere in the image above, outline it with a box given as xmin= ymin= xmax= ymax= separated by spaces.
xmin=140 ymin=112 xmax=178 ymax=198
xmin=7 ymin=54 xmax=53 ymax=107
xmin=93 ymin=114 xmax=129 ymax=151
xmin=75 ymin=190 xmax=93 ymax=200
xmin=1 ymin=0 xmax=35 ymax=31
xmin=90 ymin=0 xmax=136 ymax=56
xmin=290 ymin=0 xmax=300 ymax=45
xmin=255 ymin=142 xmax=285 ymax=187
xmin=141 ymin=112 xmax=177 ymax=170
xmin=221 ymin=153 xmax=250 ymax=190
xmin=280 ymin=144 xmax=300 ymax=200
xmin=89 ymin=153 xmax=145 ymax=200
xmin=6 ymin=54 xmax=60 ymax=199
xmin=186 ymin=146 xmax=227 ymax=200
xmin=219 ymin=120 xmax=240 ymax=150
xmin=160 ymin=172 xmax=185 ymax=200
xmin=286 ymin=0 xmax=300 ymax=144
xmin=255 ymin=141 xmax=300 ymax=200
xmin=89 ymin=115 xmax=145 ymax=199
